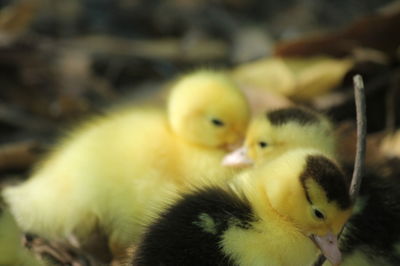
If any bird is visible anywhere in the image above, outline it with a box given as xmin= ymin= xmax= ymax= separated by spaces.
xmin=222 ymin=106 xmax=336 ymax=168
xmin=2 ymin=70 xmax=250 ymax=258
xmin=133 ymin=148 xmax=353 ymax=266
xmin=328 ymin=165 xmax=400 ymax=266
xmin=0 ymin=203 xmax=43 ymax=266
xmin=220 ymin=105 xmax=400 ymax=266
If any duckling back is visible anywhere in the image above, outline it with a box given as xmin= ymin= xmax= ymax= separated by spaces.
xmin=3 ymin=109 xmax=176 ymax=240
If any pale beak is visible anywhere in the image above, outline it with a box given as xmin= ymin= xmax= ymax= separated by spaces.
xmin=222 ymin=146 xmax=254 ymax=167
xmin=310 ymin=232 xmax=341 ymax=266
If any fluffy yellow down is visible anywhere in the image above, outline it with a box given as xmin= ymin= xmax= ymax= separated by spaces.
xmin=224 ymin=149 xmax=352 ymax=266
xmin=245 ymin=111 xmax=335 ymax=164
xmin=2 ymin=70 xmax=250 ymax=256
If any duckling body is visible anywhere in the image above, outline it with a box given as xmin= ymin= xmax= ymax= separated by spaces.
xmin=3 ymin=70 xmax=250 ymax=254
xmin=134 ymin=149 xmax=353 ymax=266
xmin=5 ymin=109 xmax=213 ymax=247
xmin=134 ymin=186 xmax=317 ymax=266
xmin=222 ymin=106 xmax=400 ymax=266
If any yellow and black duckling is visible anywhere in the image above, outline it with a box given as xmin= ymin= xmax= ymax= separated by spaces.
xmin=329 ymin=168 xmax=400 ymax=266
xmin=2 ymin=70 xmax=250 ymax=257
xmin=0 ymin=204 xmax=43 ymax=266
xmin=133 ymin=149 xmax=353 ymax=266
xmin=221 ymin=106 xmax=400 ymax=266
xmin=223 ymin=106 xmax=335 ymax=167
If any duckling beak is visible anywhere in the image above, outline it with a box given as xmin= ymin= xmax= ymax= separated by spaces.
xmin=222 ymin=146 xmax=254 ymax=167
xmin=310 ymin=232 xmax=341 ymax=266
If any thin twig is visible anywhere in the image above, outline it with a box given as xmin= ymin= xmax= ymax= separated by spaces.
xmin=313 ymin=75 xmax=367 ymax=266
xmin=349 ymin=75 xmax=366 ymax=202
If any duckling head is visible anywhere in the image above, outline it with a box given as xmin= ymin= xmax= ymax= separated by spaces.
xmin=223 ymin=107 xmax=335 ymax=166
xmin=168 ymin=70 xmax=250 ymax=149
xmin=248 ymin=149 xmax=352 ymax=265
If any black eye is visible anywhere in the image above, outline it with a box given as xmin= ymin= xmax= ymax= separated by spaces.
xmin=258 ymin=141 xmax=268 ymax=148
xmin=313 ymin=209 xmax=325 ymax=220
xmin=211 ymin=118 xmax=224 ymax=127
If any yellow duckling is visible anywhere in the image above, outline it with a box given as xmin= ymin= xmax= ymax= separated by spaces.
xmin=2 ymin=70 xmax=250 ymax=257
xmin=0 ymin=204 xmax=43 ymax=266
xmin=133 ymin=149 xmax=353 ymax=266
xmin=223 ymin=106 xmax=335 ymax=167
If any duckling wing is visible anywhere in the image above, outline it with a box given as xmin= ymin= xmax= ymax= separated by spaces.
xmin=133 ymin=187 xmax=253 ymax=266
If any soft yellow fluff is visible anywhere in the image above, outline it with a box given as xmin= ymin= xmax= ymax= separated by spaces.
xmin=223 ymin=107 xmax=336 ymax=168
xmin=3 ymin=70 xmax=250 ymax=255
xmin=246 ymin=110 xmax=335 ymax=163
xmin=169 ymin=70 xmax=249 ymax=148
xmin=224 ymin=149 xmax=352 ymax=266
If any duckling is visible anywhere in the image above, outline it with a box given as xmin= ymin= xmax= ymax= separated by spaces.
xmin=2 ymin=70 xmax=250 ymax=257
xmin=133 ymin=149 xmax=353 ymax=266
xmin=326 ymin=168 xmax=400 ymax=266
xmin=0 ymin=204 xmax=43 ymax=266
xmin=223 ymin=106 xmax=335 ymax=167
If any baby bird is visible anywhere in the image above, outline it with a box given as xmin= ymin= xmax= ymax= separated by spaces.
xmin=0 ymin=204 xmax=43 ymax=266
xmin=328 ymin=168 xmax=400 ymax=266
xmin=133 ymin=149 xmax=353 ymax=266
xmin=2 ymin=70 xmax=250 ymax=257
xmin=223 ymin=106 xmax=335 ymax=167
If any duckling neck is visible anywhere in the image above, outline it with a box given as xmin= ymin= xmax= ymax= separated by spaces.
xmin=223 ymin=185 xmax=318 ymax=265
xmin=223 ymin=174 xmax=319 ymax=265
xmin=174 ymin=140 xmax=238 ymax=187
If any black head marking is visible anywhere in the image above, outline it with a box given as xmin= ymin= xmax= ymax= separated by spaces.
xmin=267 ymin=107 xmax=319 ymax=126
xmin=300 ymin=155 xmax=351 ymax=209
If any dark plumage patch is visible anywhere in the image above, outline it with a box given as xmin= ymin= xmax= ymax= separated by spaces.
xmin=300 ymin=155 xmax=351 ymax=209
xmin=267 ymin=107 xmax=319 ymax=126
xmin=133 ymin=187 xmax=254 ymax=266
xmin=340 ymin=172 xmax=400 ymax=265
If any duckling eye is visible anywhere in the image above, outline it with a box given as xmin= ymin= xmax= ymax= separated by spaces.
xmin=313 ymin=209 xmax=325 ymax=220
xmin=211 ymin=118 xmax=224 ymax=127
xmin=258 ymin=141 xmax=268 ymax=148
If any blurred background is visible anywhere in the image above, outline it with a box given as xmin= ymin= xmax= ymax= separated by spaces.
xmin=0 ymin=0 xmax=400 ymax=264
